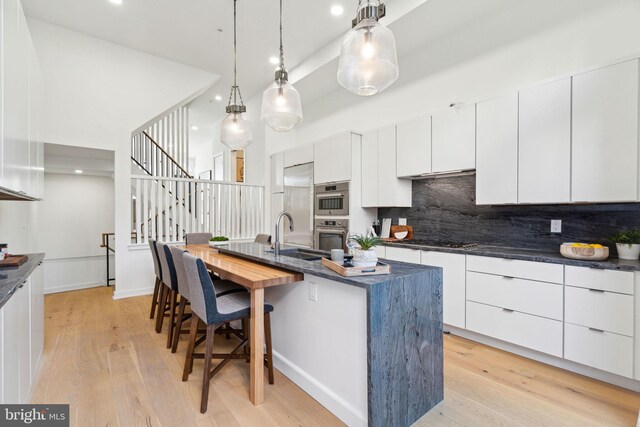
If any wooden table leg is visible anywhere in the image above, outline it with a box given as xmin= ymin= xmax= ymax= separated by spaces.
xmin=249 ymin=287 xmax=265 ymax=405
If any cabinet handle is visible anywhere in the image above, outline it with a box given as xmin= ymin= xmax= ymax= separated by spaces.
xmin=588 ymin=288 xmax=605 ymax=293
xmin=588 ymin=327 xmax=605 ymax=333
xmin=502 ymin=308 xmax=514 ymax=313
xmin=502 ymin=276 xmax=515 ymax=280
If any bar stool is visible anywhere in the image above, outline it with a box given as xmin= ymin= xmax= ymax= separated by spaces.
xmin=181 ymin=252 xmax=275 ymax=414
xmin=254 ymin=234 xmax=272 ymax=245
xmin=148 ymin=239 xmax=163 ymax=319
xmin=185 ymin=233 xmax=212 ymax=245
xmin=168 ymin=246 xmax=246 ymax=353
xmin=155 ymin=242 xmax=178 ymax=346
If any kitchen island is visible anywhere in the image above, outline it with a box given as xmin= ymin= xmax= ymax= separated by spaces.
xmin=217 ymin=243 xmax=443 ymax=427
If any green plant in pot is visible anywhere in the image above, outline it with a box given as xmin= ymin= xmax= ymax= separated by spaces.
xmin=611 ymin=229 xmax=640 ymax=260
xmin=349 ymin=234 xmax=382 ymax=268
xmin=209 ymin=236 xmax=230 ymax=247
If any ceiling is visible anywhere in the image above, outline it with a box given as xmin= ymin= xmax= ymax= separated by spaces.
xmin=22 ymin=0 xmax=377 ymax=124
xmin=44 ymin=143 xmax=115 ymax=177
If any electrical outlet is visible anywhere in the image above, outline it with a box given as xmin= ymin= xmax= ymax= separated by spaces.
xmin=309 ymin=281 xmax=318 ymax=302
xmin=550 ymin=220 xmax=562 ymax=233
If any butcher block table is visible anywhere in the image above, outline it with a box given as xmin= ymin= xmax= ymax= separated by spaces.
xmin=179 ymin=244 xmax=304 ymax=405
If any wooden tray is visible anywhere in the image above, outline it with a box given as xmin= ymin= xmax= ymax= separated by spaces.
xmin=382 ymin=225 xmax=413 ymax=242
xmin=321 ymin=257 xmax=391 ymax=277
xmin=0 ymin=255 xmax=28 ymax=268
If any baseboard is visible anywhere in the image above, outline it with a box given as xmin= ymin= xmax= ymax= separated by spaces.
xmin=272 ymin=350 xmax=367 ymax=427
xmin=113 ymin=286 xmax=154 ymax=300
xmin=44 ymin=281 xmax=103 ymax=294
xmin=447 ymin=326 xmax=640 ymax=392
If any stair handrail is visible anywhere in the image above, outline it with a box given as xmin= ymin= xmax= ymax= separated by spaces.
xmin=137 ymin=131 xmax=193 ymax=178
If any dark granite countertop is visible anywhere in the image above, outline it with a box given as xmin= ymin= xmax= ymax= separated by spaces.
xmin=217 ymin=242 xmax=439 ymax=289
xmin=381 ymin=241 xmax=640 ymax=271
xmin=0 ymin=253 xmax=45 ymax=309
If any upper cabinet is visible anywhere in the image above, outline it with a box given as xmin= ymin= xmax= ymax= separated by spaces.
xmin=283 ymin=144 xmax=313 ymax=168
xmin=314 ymin=133 xmax=352 ymax=184
xmin=571 ymin=60 xmax=639 ymax=203
xmin=1 ymin=0 xmax=43 ymax=200
xmin=476 ymin=94 xmax=518 ymax=205
xmin=431 ymin=104 xmax=476 ymax=173
xmin=396 ymin=116 xmax=431 ymax=177
xmin=519 ymin=78 xmax=571 ymax=204
xmin=270 ymin=152 xmax=284 ymax=194
xmin=361 ymin=126 xmax=411 ymax=208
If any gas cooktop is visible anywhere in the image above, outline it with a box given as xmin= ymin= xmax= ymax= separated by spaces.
xmin=400 ymin=241 xmax=480 ymax=249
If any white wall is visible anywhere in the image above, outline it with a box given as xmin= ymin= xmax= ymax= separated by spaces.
xmin=27 ymin=19 xmax=218 ymax=299
xmin=39 ymin=173 xmax=115 ymax=293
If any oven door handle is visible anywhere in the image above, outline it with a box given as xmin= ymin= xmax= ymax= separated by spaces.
xmin=316 ymin=228 xmax=347 ymax=234
xmin=316 ymin=193 xmax=345 ymax=198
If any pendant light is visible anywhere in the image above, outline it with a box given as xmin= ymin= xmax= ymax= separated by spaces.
xmin=221 ymin=0 xmax=253 ymax=150
xmin=337 ymin=0 xmax=399 ymax=96
xmin=260 ymin=0 xmax=303 ymax=132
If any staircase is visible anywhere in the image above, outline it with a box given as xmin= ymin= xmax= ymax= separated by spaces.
xmin=130 ymin=105 xmax=264 ymax=245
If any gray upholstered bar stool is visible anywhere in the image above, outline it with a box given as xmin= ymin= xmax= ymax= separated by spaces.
xmin=185 ymin=232 xmax=212 ymax=245
xmin=181 ymin=252 xmax=275 ymax=413
xmin=148 ymin=239 xmax=163 ymax=319
xmin=254 ymin=234 xmax=271 ymax=245
xmin=168 ymin=246 xmax=246 ymax=353
xmin=155 ymin=242 xmax=179 ymax=346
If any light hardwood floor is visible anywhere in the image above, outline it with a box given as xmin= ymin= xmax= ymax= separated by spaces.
xmin=31 ymin=287 xmax=640 ymax=427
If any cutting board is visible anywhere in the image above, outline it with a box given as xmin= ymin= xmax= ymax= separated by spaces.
xmin=0 ymin=255 xmax=28 ymax=268
xmin=382 ymin=225 xmax=413 ymax=242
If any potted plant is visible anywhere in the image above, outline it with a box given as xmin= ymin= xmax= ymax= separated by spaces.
xmin=349 ymin=234 xmax=382 ymax=268
xmin=611 ymin=229 xmax=640 ymax=260
xmin=209 ymin=236 xmax=230 ymax=247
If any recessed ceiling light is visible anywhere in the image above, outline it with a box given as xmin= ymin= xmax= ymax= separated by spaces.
xmin=214 ymin=95 xmax=222 ymax=101
xmin=190 ymin=125 xmax=199 ymax=131
xmin=330 ymin=4 xmax=344 ymax=16
xmin=74 ymin=169 xmax=83 ymax=174
xmin=109 ymin=0 xmax=123 ymax=5
xmin=269 ymin=56 xmax=279 ymax=65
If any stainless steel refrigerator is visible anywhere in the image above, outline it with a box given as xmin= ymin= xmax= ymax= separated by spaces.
xmin=283 ymin=163 xmax=314 ymax=248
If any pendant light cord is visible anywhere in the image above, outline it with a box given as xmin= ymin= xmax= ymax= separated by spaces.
xmin=279 ymin=0 xmax=283 ymax=67
xmin=227 ymin=0 xmax=245 ymax=108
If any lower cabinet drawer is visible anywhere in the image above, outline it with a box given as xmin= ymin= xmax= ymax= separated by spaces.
xmin=466 ymin=255 xmax=564 ymax=284
xmin=565 ymin=323 xmax=633 ymax=378
xmin=565 ymin=286 xmax=634 ymax=336
xmin=466 ymin=271 xmax=563 ymax=320
xmin=384 ymin=246 xmax=421 ymax=264
xmin=466 ymin=301 xmax=563 ymax=357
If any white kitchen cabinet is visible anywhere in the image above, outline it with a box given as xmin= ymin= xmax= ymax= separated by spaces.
xmin=270 ymin=152 xmax=284 ymax=194
xmin=384 ymin=246 xmax=421 ymax=264
xmin=565 ymin=286 xmax=633 ymax=337
xmin=466 ymin=301 xmax=563 ymax=357
xmin=476 ymin=94 xmax=518 ymax=205
xmin=314 ymin=133 xmax=352 ymax=184
xmin=431 ymin=104 xmax=476 ymax=173
xmin=422 ymin=251 xmax=466 ymax=329
xmin=518 ymin=78 xmax=571 ymax=204
xmin=361 ymin=127 xmax=411 ymax=208
xmin=3 ymin=279 xmax=30 ymax=404
xmin=283 ymin=144 xmax=313 ymax=168
xmin=572 ymin=60 xmax=639 ymax=202
xmin=373 ymin=245 xmax=386 ymax=259
xmin=3 ymin=0 xmax=30 ymax=195
xmin=466 ymin=255 xmax=564 ymax=284
xmin=565 ymin=323 xmax=633 ymax=378
xmin=396 ymin=116 xmax=431 ymax=177
xmin=30 ymin=265 xmax=44 ymax=382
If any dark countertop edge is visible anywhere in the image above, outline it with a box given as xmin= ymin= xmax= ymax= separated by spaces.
xmin=381 ymin=241 xmax=640 ymax=272
xmin=0 ymin=253 xmax=45 ymax=310
xmin=216 ymin=244 xmax=440 ymax=290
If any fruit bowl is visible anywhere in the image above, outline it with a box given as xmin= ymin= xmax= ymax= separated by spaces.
xmin=560 ymin=243 xmax=609 ymax=261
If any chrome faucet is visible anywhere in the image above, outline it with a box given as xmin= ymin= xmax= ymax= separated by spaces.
xmin=274 ymin=211 xmax=294 ymax=256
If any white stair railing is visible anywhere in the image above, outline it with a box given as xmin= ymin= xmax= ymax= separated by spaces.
xmin=131 ymin=175 xmax=265 ymax=244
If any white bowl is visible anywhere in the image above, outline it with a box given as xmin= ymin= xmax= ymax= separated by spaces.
xmin=394 ymin=231 xmax=408 ymax=240
xmin=209 ymin=240 xmax=230 ymax=247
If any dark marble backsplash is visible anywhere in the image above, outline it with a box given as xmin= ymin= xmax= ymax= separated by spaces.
xmin=378 ymin=175 xmax=640 ymax=254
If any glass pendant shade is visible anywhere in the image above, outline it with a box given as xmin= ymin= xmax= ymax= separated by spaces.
xmin=337 ymin=14 xmax=399 ymax=96
xmin=261 ymin=80 xmax=303 ymax=132
xmin=220 ymin=112 xmax=253 ymax=150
